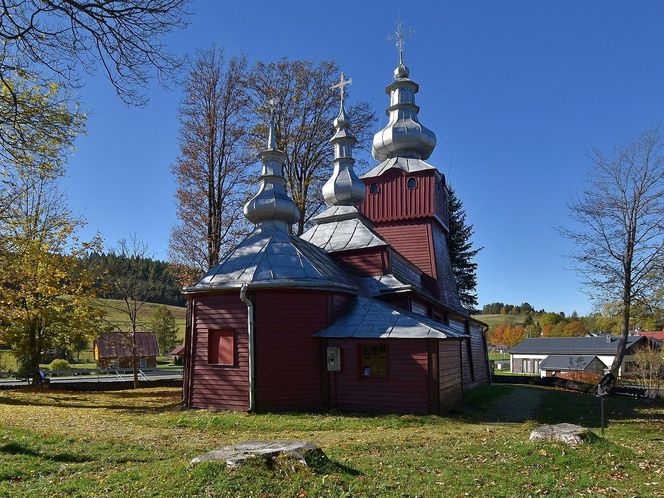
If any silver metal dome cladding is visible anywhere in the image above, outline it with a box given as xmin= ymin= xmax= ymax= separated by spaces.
xmin=243 ymin=108 xmax=300 ymax=228
xmin=371 ymin=64 xmax=437 ymax=162
xmin=322 ymin=72 xmax=365 ymax=207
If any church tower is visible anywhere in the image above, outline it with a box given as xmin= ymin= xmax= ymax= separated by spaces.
xmin=359 ymin=41 xmax=463 ymax=313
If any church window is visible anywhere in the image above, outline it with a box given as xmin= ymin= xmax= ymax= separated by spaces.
xmin=208 ymin=329 xmax=235 ymax=366
xmin=369 ymin=183 xmax=379 ymax=193
xmin=360 ymin=345 xmax=388 ymax=378
xmin=407 ymin=178 xmax=417 ymax=189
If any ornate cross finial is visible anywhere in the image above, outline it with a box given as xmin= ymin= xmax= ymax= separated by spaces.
xmin=331 ymin=72 xmax=352 ymax=107
xmin=387 ymin=17 xmax=413 ymax=64
xmin=266 ymin=97 xmax=279 ymax=149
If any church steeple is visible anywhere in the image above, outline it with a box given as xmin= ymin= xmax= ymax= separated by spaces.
xmin=243 ymin=100 xmax=300 ymax=230
xmin=322 ymin=72 xmax=365 ymax=207
xmin=372 ymin=21 xmax=436 ymax=162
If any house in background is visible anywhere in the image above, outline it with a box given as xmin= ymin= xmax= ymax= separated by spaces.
xmin=636 ymin=328 xmax=664 ymax=342
xmin=182 ymin=56 xmax=490 ymax=415
xmin=508 ymin=335 xmax=654 ymax=378
xmin=93 ymin=332 xmax=160 ymax=370
xmin=169 ymin=345 xmax=185 ymax=365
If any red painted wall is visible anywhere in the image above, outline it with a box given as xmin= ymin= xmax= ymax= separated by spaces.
xmin=324 ymin=338 xmax=431 ymax=414
xmin=361 ymin=170 xmax=444 ymax=223
xmin=253 ymin=290 xmax=349 ymax=412
xmin=373 ymin=221 xmax=435 ymax=278
xmin=188 ymin=294 xmax=249 ymax=410
xmin=333 ymin=247 xmax=389 ymax=276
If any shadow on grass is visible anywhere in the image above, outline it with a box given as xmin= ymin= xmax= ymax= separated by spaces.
xmin=0 ymin=442 xmax=91 ymax=463
xmin=463 ymin=384 xmax=664 ymax=428
xmin=0 ymin=389 xmax=182 ymax=413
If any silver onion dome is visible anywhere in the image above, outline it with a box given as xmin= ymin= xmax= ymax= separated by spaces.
xmin=371 ymin=62 xmax=437 ymax=161
xmin=243 ymin=110 xmax=300 ymax=229
xmin=322 ymin=73 xmax=365 ymax=207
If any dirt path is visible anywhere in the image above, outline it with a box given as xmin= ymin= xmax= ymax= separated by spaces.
xmin=488 ymin=386 xmax=546 ymax=422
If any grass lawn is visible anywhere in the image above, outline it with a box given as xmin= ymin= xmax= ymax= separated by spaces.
xmin=473 ymin=313 xmax=527 ymax=331
xmin=0 ymin=385 xmax=662 ymax=497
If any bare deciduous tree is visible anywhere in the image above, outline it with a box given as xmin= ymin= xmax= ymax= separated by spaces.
xmin=563 ymin=126 xmax=664 ymax=376
xmin=100 ymin=235 xmax=154 ymax=388
xmin=248 ymin=58 xmax=376 ymax=235
xmin=0 ymin=0 xmax=188 ymax=106
xmin=169 ymin=47 xmax=252 ymax=284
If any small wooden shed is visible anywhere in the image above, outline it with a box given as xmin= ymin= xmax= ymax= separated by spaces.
xmin=93 ymin=332 xmax=160 ymax=369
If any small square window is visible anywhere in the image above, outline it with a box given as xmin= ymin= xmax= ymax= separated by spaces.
xmin=208 ymin=329 xmax=235 ymax=366
xmin=360 ymin=345 xmax=387 ymax=378
xmin=139 ymin=358 xmax=147 ymax=368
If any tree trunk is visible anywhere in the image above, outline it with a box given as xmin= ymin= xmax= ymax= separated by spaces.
xmin=132 ymin=335 xmax=139 ymax=389
xmin=610 ymin=280 xmax=632 ymax=378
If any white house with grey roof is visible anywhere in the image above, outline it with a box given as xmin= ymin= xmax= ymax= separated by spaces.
xmin=508 ymin=335 xmax=652 ymax=378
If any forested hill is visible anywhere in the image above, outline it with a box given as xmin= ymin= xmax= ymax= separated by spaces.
xmin=81 ymin=253 xmax=185 ymax=307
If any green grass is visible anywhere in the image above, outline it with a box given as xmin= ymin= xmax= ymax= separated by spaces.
xmin=0 ymin=385 xmax=661 ymax=497
xmin=488 ymin=352 xmax=509 ymax=360
xmin=94 ymin=298 xmax=186 ymax=341
xmin=472 ymin=313 xmax=528 ymax=331
xmin=0 ymin=300 xmax=186 ymax=370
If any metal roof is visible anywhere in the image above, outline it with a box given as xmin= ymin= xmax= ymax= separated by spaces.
xmin=508 ymin=336 xmax=644 ymax=355
xmin=315 ymin=296 xmax=466 ymax=340
xmin=300 ymin=207 xmax=387 ymax=252
xmin=361 ymin=156 xmax=437 ymax=179
xmin=94 ymin=333 xmax=160 ymax=359
xmin=186 ymin=224 xmax=357 ymax=293
xmin=359 ymin=274 xmax=413 ymax=296
xmin=371 ymin=62 xmax=436 ymax=162
xmin=539 ymin=355 xmax=602 ymax=371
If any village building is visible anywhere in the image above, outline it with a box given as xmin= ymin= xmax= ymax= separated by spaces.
xmin=182 ymin=55 xmax=490 ymax=414
xmin=93 ymin=332 xmax=160 ymax=370
xmin=508 ymin=335 xmax=655 ymax=378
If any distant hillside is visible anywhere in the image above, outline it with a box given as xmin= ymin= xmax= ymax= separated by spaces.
xmin=94 ymin=298 xmax=187 ymax=342
xmin=472 ymin=314 xmax=527 ymax=331
xmin=81 ymin=252 xmax=185 ymax=307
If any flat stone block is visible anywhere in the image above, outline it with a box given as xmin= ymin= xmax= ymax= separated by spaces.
xmin=529 ymin=423 xmax=589 ymax=445
xmin=190 ymin=440 xmax=324 ymax=468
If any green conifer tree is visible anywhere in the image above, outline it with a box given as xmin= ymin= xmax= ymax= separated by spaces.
xmin=446 ymin=185 xmax=482 ymax=310
xmin=150 ymin=305 xmax=179 ymax=354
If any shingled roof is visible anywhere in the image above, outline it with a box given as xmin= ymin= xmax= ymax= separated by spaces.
xmin=186 ymin=225 xmax=358 ymax=293
xmin=315 ymin=296 xmax=467 ymax=340
xmin=94 ymin=333 xmax=160 ymax=359
xmin=539 ymin=355 xmax=603 ymax=371
xmin=509 ymin=336 xmax=646 ymax=355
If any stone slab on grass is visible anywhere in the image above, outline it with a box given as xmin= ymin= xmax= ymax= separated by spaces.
xmin=191 ymin=440 xmax=325 ymax=468
xmin=529 ymin=423 xmax=589 ymax=445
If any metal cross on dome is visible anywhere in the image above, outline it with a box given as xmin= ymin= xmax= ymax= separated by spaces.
xmin=331 ymin=72 xmax=352 ymax=106
xmin=267 ymin=97 xmax=279 ymax=121
xmin=387 ymin=17 xmax=414 ymax=63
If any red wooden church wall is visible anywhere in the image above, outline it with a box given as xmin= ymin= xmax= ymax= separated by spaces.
xmin=188 ymin=294 xmax=249 ymax=410
xmin=253 ymin=290 xmax=349 ymax=411
xmin=373 ymin=221 xmax=435 ymax=278
xmin=324 ymin=338 xmax=430 ymax=414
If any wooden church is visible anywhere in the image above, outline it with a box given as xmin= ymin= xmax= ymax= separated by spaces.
xmin=182 ymin=55 xmax=490 ymax=415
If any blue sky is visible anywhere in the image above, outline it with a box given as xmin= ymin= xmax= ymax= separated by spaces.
xmin=61 ymin=0 xmax=664 ymax=315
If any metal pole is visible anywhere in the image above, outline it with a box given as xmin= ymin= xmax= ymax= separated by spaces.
xmin=600 ymin=396 xmax=605 ymax=436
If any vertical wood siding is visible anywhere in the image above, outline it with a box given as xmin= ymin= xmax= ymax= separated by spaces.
xmin=333 ymin=247 xmax=389 ymax=276
xmin=430 ymin=223 xmax=462 ymax=308
xmin=253 ymin=290 xmax=333 ymax=411
xmin=325 ymin=339 xmax=430 ymax=414
xmin=189 ymin=294 xmax=249 ymax=410
xmin=373 ymin=222 xmax=435 ymax=277
xmin=469 ymin=325 xmax=490 ymax=385
xmin=438 ymin=341 xmax=463 ymax=412
xmin=361 ymin=170 xmax=437 ymax=222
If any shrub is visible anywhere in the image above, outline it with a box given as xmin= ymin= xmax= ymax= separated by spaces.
xmin=48 ymin=359 xmax=71 ymax=371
